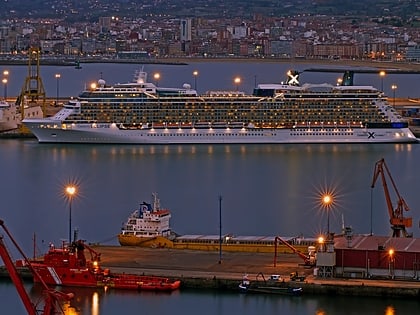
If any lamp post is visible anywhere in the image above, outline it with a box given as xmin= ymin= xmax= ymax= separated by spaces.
xmin=321 ymin=194 xmax=333 ymax=235
xmin=2 ymin=78 xmax=7 ymax=100
xmin=391 ymin=84 xmax=397 ymax=106
xmin=388 ymin=248 xmax=395 ymax=279
xmin=65 ymin=185 xmax=77 ymax=244
xmin=218 ymin=195 xmax=222 ymax=264
xmin=2 ymin=70 xmax=8 ymax=100
xmin=153 ymin=73 xmax=160 ymax=86
xmin=234 ymin=77 xmax=241 ymax=91
xmin=55 ymin=73 xmax=61 ymax=106
xmin=379 ymin=71 xmax=385 ymax=92
xmin=193 ymin=70 xmax=198 ymax=90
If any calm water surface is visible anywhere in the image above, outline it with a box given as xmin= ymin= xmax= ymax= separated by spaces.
xmin=1 ymin=61 xmax=420 ymax=314
xmin=0 ymin=281 xmax=419 ymax=315
xmin=1 ymin=140 xmax=419 ymax=254
xmin=1 ymin=61 xmax=419 ymax=98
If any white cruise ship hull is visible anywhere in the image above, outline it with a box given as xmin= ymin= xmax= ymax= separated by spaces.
xmin=23 ymin=120 xmax=418 ymax=144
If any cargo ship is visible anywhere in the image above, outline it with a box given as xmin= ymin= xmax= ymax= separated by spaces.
xmin=118 ymin=193 xmax=317 ymax=254
xmin=22 ymin=69 xmax=417 ymax=144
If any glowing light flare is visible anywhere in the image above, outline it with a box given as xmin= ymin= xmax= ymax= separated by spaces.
xmin=322 ymin=194 xmax=333 ymax=208
xmin=65 ymin=185 xmax=77 ymax=198
xmin=311 ymin=182 xmax=344 ymax=236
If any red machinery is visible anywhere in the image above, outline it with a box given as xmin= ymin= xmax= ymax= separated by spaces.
xmin=0 ymin=219 xmax=73 ymax=315
xmin=274 ymin=236 xmax=316 ymax=267
xmin=371 ymin=158 xmax=413 ymax=237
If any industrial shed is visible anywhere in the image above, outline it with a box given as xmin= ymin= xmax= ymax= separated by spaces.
xmin=333 ymin=234 xmax=420 ymax=280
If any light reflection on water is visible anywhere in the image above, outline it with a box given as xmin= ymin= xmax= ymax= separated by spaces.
xmin=1 ymin=140 xmax=419 ymax=257
xmin=1 ymin=141 xmax=420 ymax=314
xmin=1 ymin=281 xmax=419 ymax=315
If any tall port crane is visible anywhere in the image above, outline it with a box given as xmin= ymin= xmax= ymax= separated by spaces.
xmin=0 ymin=219 xmax=73 ymax=315
xmin=371 ymin=158 xmax=413 ymax=237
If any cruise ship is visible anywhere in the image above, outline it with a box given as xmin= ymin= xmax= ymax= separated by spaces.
xmin=23 ymin=69 xmax=418 ymax=144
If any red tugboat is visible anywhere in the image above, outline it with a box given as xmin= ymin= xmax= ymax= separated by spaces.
xmin=31 ymin=240 xmax=181 ymax=291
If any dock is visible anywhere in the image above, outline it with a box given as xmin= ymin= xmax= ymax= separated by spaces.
xmin=81 ymin=245 xmax=420 ymax=297
xmin=1 ymin=245 xmax=420 ymax=297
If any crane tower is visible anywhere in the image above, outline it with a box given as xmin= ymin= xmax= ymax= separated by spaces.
xmin=16 ymin=47 xmax=46 ymax=129
xmin=371 ymin=158 xmax=413 ymax=237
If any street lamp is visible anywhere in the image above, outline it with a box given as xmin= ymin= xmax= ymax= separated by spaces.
xmin=388 ymin=248 xmax=395 ymax=279
xmin=234 ymin=77 xmax=241 ymax=91
xmin=65 ymin=185 xmax=77 ymax=244
xmin=218 ymin=195 xmax=222 ymax=264
xmin=321 ymin=193 xmax=333 ymax=235
xmin=2 ymin=78 xmax=7 ymax=100
xmin=391 ymin=84 xmax=397 ymax=107
xmin=379 ymin=71 xmax=386 ymax=91
xmin=2 ymin=70 xmax=8 ymax=100
xmin=153 ymin=73 xmax=160 ymax=86
xmin=55 ymin=73 xmax=61 ymax=106
xmin=193 ymin=70 xmax=198 ymax=90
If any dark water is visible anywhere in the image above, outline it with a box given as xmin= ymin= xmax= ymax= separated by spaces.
xmin=1 ymin=140 xmax=420 ymax=314
xmin=1 ymin=281 xmax=419 ymax=315
xmin=1 ymin=140 xmax=419 ymax=254
xmin=1 ymin=60 xmax=419 ymax=98
xmin=1 ymin=61 xmax=420 ymax=314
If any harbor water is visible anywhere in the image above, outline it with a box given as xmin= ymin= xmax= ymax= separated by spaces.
xmin=1 ymin=60 xmax=420 ymax=98
xmin=1 ymin=281 xmax=420 ymax=315
xmin=1 ymin=140 xmax=420 ymax=314
xmin=1 ymin=62 xmax=420 ymax=314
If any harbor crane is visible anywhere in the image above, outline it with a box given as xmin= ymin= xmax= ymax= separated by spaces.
xmin=371 ymin=158 xmax=413 ymax=238
xmin=274 ymin=236 xmax=316 ymax=267
xmin=0 ymin=219 xmax=73 ymax=315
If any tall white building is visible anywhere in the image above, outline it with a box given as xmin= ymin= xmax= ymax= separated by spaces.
xmin=180 ymin=19 xmax=192 ymax=42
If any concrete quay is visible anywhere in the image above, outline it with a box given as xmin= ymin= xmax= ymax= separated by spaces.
xmin=93 ymin=246 xmax=420 ymax=298
xmin=1 ymin=245 xmax=420 ymax=297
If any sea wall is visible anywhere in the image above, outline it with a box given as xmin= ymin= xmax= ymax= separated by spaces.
xmin=178 ymin=276 xmax=420 ymax=298
xmin=1 ymin=266 xmax=420 ymax=298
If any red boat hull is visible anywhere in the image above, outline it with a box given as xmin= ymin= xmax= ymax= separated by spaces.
xmin=31 ymin=241 xmax=180 ymax=291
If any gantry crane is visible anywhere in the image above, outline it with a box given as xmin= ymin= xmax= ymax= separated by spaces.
xmin=0 ymin=219 xmax=73 ymax=315
xmin=15 ymin=47 xmax=46 ymax=131
xmin=371 ymin=158 xmax=413 ymax=237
